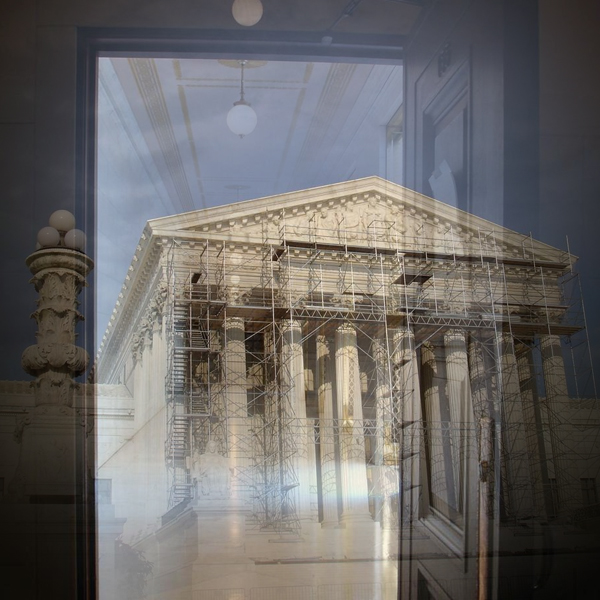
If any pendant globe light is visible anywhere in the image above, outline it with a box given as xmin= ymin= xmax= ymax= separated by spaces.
xmin=232 ymin=0 xmax=263 ymax=27
xmin=227 ymin=60 xmax=258 ymax=138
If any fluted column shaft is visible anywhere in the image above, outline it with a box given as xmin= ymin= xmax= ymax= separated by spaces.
xmin=444 ymin=330 xmax=470 ymax=426
xmin=224 ymin=316 xmax=249 ymax=503
xmin=497 ymin=333 xmax=534 ymax=518
xmin=443 ymin=329 xmax=470 ymax=514
xmin=335 ymin=323 xmax=371 ymax=522
xmin=467 ymin=335 xmax=493 ymax=422
xmin=516 ymin=345 xmax=549 ymax=519
xmin=372 ymin=337 xmax=395 ymax=528
xmin=421 ymin=341 xmax=452 ymax=512
xmin=282 ymin=320 xmax=312 ymax=520
xmin=539 ymin=334 xmax=575 ymax=513
xmin=392 ymin=327 xmax=423 ymax=524
xmin=467 ymin=335 xmax=496 ymax=523
xmin=317 ymin=334 xmax=339 ymax=527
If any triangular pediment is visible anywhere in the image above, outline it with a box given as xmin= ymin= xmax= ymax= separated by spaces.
xmin=97 ymin=177 xmax=573 ymax=381
xmin=148 ymin=177 xmax=567 ymax=263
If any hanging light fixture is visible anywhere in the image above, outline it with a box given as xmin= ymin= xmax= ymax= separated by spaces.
xmin=227 ymin=60 xmax=257 ymax=138
xmin=231 ymin=0 xmax=263 ymax=27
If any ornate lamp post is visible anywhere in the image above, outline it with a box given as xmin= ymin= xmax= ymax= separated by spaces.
xmin=12 ymin=210 xmax=92 ymax=499
xmin=0 ymin=211 xmax=94 ymax=599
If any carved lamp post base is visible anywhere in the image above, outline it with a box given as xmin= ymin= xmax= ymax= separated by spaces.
xmin=9 ymin=246 xmax=93 ymax=501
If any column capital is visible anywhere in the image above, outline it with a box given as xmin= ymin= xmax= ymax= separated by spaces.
xmin=444 ymin=328 xmax=467 ymax=345
xmin=496 ymin=331 xmax=517 ymax=356
xmin=538 ymin=333 xmax=562 ymax=355
xmin=421 ymin=340 xmax=437 ymax=366
xmin=336 ymin=321 xmax=355 ymax=335
xmin=316 ymin=333 xmax=332 ymax=355
xmin=392 ymin=326 xmax=415 ymax=339
xmin=282 ymin=318 xmax=303 ymax=332
xmin=224 ymin=316 xmax=245 ymax=332
xmin=371 ymin=337 xmax=387 ymax=363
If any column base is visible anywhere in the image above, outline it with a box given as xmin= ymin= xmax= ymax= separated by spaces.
xmin=320 ymin=519 xmax=341 ymax=529
xmin=339 ymin=512 xmax=373 ymax=525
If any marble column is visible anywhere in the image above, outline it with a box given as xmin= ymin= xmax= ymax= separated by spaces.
xmin=516 ymin=344 xmax=549 ymax=520
xmin=307 ymin=420 xmax=319 ymax=522
xmin=317 ymin=334 xmax=339 ymax=527
xmin=421 ymin=341 xmax=453 ymax=513
xmin=261 ymin=328 xmax=282 ymax=521
xmin=281 ymin=319 xmax=312 ymax=520
xmin=539 ymin=334 xmax=575 ymax=513
xmin=468 ymin=334 xmax=499 ymax=522
xmin=467 ymin=334 xmax=493 ymax=422
xmin=223 ymin=316 xmax=249 ymax=504
xmin=335 ymin=322 xmax=372 ymax=523
xmin=133 ymin=317 xmax=161 ymax=523
xmin=392 ymin=327 xmax=423 ymax=524
xmin=497 ymin=333 xmax=534 ymax=518
xmin=372 ymin=336 xmax=395 ymax=528
xmin=443 ymin=329 xmax=470 ymax=514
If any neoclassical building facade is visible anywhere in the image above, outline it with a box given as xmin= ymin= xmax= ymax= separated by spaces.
xmin=92 ymin=178 xmax=599 ymax=599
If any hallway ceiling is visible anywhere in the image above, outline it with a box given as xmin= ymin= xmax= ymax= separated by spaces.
xmin=102 ymin=56 xmax=403 ymax=210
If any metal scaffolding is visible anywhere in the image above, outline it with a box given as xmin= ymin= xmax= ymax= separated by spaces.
xmin=163 ymin=210 xmax=599 ymax=530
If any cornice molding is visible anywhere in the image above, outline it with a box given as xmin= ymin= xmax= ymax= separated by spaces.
xmin=95 ymin=225 xmax=165 ymax=381
xmin=147 ymin=178 xmax=571 ymax=264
